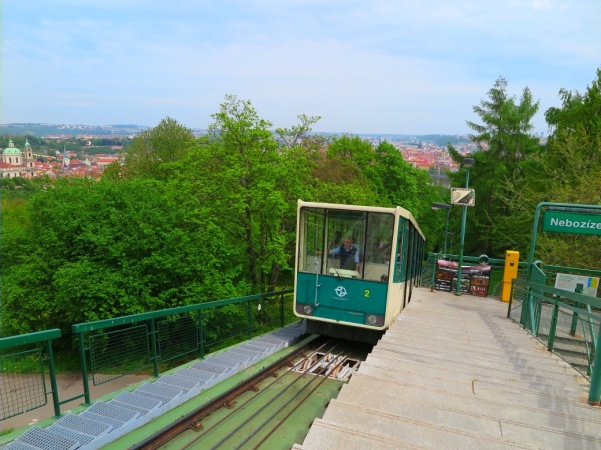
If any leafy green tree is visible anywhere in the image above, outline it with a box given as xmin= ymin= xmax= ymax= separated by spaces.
xmin=123 ymin=117 xmax=196 ymax=180
xmin=171 ymin=95 xmax=296 ymax=291
xmin=276 ymin=114 xmax=321 ymax=150
xmin=1 ymin=178 xmax=243 ymax=338
xmin=544 ymin=68 xmax=601 ymax=183
xmin=450 ymin=77 xmax=541 ymax=257
xmin=513 ymin=68 xmax=601 ymax=268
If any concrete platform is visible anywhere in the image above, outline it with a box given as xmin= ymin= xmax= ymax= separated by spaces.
xmin=296 ymin=287 xmax=601 ymax=449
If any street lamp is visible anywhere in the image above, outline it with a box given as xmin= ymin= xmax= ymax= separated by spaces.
xmin=455 ymin=157 xmax=475 ymax=296
xmin=431 ymin=202 xmax=452 ymax=256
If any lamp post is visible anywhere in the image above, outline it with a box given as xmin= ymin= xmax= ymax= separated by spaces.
xmin=455 ymin=157 xmax=475 ymax=296
xmin=431 ymin=202 xmax=452 ymax=256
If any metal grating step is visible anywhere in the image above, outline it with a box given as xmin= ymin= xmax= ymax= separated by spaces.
xmin=205 ymin=353 xmax=244 ymax=369
xmin=10 ymin=427 xmax=79 ymax=450
xmin=85 ymin=401 xmax=140 ymax=424
xmin=237 ymin=342 xmax=272 ymax=354
xmin=174 ymin=367 xmax=216 ymax=383
xmin=253 ymin=334 xmax=287 ymax=345
xmin=1 ymin=326 xmax=307 ymax=450
xmin=53 ymin=413 xmax=113 ymax=438
xmin=226 ymin=347 xmax=261 ymax=362
xmin=46 ymin=424 xmax=95 ymax=446
xmin=133 ymin=390 xmax=175 ymax=404
xmin=134 ymin=383 xmax=183 ymax=403
xmin=156 ymin=374 xmax=201 ymax=391
xmin=3 ymin=441 xmax=41 ymax=450
xmin=271 ymin=328 xmax=300 ymax=337
xmin=80 ymin=410 xmax=126 ymax=431
xmin=189 ymin=361 xmax=231 ymax=376
xmin=109 ymin=392 xmax=162 ymax=416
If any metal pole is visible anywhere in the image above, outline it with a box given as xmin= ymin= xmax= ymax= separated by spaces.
xmin=443 ymin=208 xmax=450 ymax=255
xmin=587 ymin=320 xmax=601 ymax=405
xmin=455 ymin=166 xmax=471 ymax=295
xmin=46 ymin=339 xmax=62 ymax=418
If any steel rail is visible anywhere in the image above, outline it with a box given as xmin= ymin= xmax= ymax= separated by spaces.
xmin=132 ymin=339 xmax=324 ymax=450
xmin=204 ymin=346 xmax=343 ymax=450
xmin=179 ymin=342 xmax=336 ymax=449
xmin=248 ymin=352 xmax=350 ymax=450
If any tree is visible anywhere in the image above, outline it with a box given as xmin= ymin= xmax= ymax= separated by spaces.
xmin=276 ymin=114 xmax=321 ymax=150
xmin=450 ymin=77 xmax=541 ymax=257
xmin=123 ymin=117 xmax=196 ymax=180
xmin=544 ymin=68 xmax=601 ymax=182
xmin=518 ymin=68 xmax=601 ymax=268
xmin=1 ymin=178 xmax=243 ymax=338
xmin=170 ymin=95 xmax=296 ymax=291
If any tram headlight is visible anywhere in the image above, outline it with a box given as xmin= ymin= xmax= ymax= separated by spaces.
xmin=296 ymin=303 xmax=313 ymax=316
xmin=366 ymin=314 xmax=383 ymax=327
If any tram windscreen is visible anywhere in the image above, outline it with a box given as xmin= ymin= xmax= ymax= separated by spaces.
xmin=298 ymin=207 xmax=394 ymax=282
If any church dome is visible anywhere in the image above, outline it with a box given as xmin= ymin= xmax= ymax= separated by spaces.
xmin=3 ymin=139 xmax=23 ymax=156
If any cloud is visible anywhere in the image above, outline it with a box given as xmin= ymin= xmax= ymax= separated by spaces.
xmin=2 ymin=0 xmax=600 ymax=134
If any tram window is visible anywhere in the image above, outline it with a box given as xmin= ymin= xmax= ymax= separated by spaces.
xmin=363 ymin=213 xmax=394 ymax=282
xmin=299 ymin=209 xmax=325 ymax=274
xmin=394 ymin=221 xmax=406 ymax=282
xmin=298 ymin=207 xmax=395 ymax=282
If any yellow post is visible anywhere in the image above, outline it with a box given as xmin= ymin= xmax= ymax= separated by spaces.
xmin=501 ymin=250 xmax=520 ymax=302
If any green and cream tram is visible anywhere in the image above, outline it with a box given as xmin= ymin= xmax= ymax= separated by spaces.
xmin=294 ymin=200 xmax=426 ymax=343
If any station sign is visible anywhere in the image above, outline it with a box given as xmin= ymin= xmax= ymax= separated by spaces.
xmin=542 ymin=211 xmax=601 ymax=236
xmin=451 ymin=188 xmax=475 ymax=206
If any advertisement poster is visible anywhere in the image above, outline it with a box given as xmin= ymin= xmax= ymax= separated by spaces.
xmin=554 ymin=273 xmax=599 ymax=297
xmin=435 ymin=260 xmax=491 ymax=296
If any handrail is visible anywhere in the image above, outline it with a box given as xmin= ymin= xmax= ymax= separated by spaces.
xmin=72 ymin=290 xmax=293 ymax=333
xmin=72 ymin=289 xmax=294 ymax=405
xmin=0 ymin=329 xmax=63 ymax=419
xmin=508 ymin=278 xmax=601 ymax=405
xmin=0 ymin=329 xmax=61 ymax=349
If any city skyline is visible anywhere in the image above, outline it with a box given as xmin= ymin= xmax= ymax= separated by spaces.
xmin=2 ymin=1 xmax=600 ymax=136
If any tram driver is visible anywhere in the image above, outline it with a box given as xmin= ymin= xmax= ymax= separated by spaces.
xmin=329 ymin=237 xmax=360 ymax=272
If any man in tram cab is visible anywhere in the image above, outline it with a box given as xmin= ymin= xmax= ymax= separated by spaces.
xmin=329 ymin=237 xmax=360 ymax=271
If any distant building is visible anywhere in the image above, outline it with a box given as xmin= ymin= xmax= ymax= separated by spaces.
xmin=0 ymin=138 xmax=35 ymax=178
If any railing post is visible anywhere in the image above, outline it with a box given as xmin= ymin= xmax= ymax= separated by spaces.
xmin=430 ymin=254 xmax=437 ymax=292
xmin=78 ymin=332 xmax=91 ymax=405
xmin=507 ymin=279 xmax=515 ymax=318
xmin=149 ymin=319 xmax=159 ymax=378
xmin=547 ymin=299 xmax=559 ymax=352
xmin=280 ymin=292 xmax=285 ymax=327
xmin=570 ymin=310 xmax=579 ymax=336
xmin=247 ymin=300 xmax=253 ymax=339
xmin=45 ymin=339 xmax=62 ymax=418
xmin=520 ymin=288 xmax=529 ymax=328
xmin=587 ymin=305 xmax=597 ymax=356
xmin=535 ymin=298 xmax=543 ymax=337
xmin=198 ymin=310 xmax=205 ymax=359
xmin=529 ymin=294 xmax=537 ymax=335
xmin=587 ymin=321 xmax=601 ymax=405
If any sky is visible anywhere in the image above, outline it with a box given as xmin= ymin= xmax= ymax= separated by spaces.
xmin=2 ymin=0 xmax=600 ymax=135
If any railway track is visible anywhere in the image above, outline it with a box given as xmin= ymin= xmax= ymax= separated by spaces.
xmin=132 ymin=340 xmax=361 ymax=449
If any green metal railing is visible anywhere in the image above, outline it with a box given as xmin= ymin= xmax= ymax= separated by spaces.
xmin=72 ymin=290 xmax=295 ymax=405
xmin=529 ymin=263 xmax=601 ymax=292
xmin=508 ymin=279 xmax=601 ymax=405
xmin=0 ymin=329 xmax=62 ymax=420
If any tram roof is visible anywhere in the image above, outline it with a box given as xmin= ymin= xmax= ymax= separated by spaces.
xmin=297 ymin=200 xmax=425 ymax=240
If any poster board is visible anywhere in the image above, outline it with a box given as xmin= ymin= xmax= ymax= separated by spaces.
xmin=435 ymin=260 xmax=491 ymax=297
xmin=554 ymin=273 xmax=599 ymax=297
